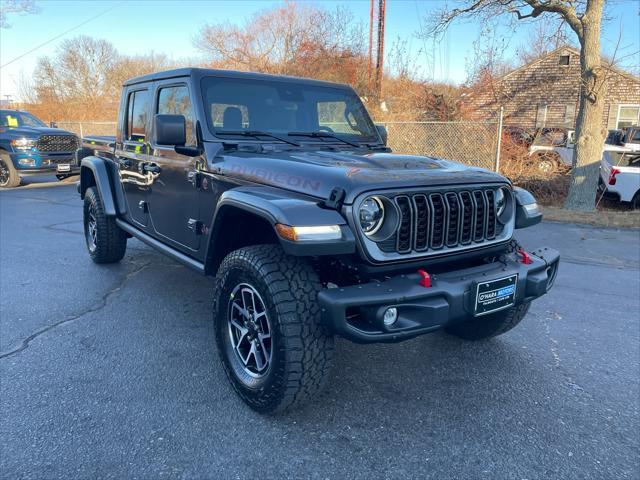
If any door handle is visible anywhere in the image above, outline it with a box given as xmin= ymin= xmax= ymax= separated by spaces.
xmin=143 ymin=163 xmax=161 ymax=173
xmin=118 ymin=158 xmax=132 ymax=168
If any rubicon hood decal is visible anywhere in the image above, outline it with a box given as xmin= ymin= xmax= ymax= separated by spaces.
xmin=215 ymin=147 xmax=506 ymax=204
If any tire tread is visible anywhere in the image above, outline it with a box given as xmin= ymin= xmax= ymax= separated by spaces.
xmin=84 ymin=187 xmax=127 ymax=263
xmin=212 ymin=244 xmax=334 ymax=414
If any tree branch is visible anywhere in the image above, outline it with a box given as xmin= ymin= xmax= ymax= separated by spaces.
xmin=523 ymin=0 xmax=583 ymax=39
xmin=508 ymin=7 xmax=542 ymax=20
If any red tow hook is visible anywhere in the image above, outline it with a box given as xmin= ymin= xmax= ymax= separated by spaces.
xmin=417 ymin=269 xmax=431 ymax=288
xmin=517 ymin=249 xmax=533 ymax=265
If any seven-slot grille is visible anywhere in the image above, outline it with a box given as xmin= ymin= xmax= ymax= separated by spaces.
xmin=35 ymin=135 xmax=78 ymax=153
xmin=379 ymin=188 xmax=505 ymax=255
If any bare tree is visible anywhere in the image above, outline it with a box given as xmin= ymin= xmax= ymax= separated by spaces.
xmin=28 ymin=36 xmax=177 ymax=120
xmin=0 ymin=0 xmax=38 ymax=28
xmin=193 ymin=2 xmax=368 ymax=89
xmin=517 ymin=21 xmax=571 ymax=64
xmin=425 ymin=0 xmax=607 ymax=212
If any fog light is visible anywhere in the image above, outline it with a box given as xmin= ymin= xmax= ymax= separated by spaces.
xmin=18 ymin=157 xmax=35 ymax=166
xmin=383 ymin=307 xmax=398 ymax=327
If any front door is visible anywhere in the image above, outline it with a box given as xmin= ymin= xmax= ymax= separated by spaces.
xmin=117 ymin=88 xmax=152 ymax=228
xmin=147 ymin=82 xmax=201 ymax=251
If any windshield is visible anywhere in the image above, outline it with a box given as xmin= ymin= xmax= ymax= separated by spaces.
xmin=0 ymin=110 xmax=47 ymax=128
xmin=201 ymin=77 xmax=377 ymax=143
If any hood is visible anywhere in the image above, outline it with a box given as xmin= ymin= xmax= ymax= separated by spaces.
xmin=1 ymin=126 xmax=77 ymax=139
xmin=210 ymin=145 xmax=507 ymax=204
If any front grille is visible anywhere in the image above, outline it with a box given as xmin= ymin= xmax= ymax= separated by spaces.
xmin=378 ymin=187 xmax=507 ymax=256
xmin=35 ymin=135 xmax=78 ymax=153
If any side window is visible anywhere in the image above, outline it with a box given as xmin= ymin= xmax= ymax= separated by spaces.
xmin=126 ymin=90 xmax=150 ymax=142
xmin=157 ymin=86 xmax=195 ymax=145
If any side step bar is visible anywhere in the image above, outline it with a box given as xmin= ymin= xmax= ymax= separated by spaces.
xmin=115 ymin=219 xmax=205 ymax=274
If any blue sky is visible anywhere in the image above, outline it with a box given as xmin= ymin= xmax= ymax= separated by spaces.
xmin=0 ymin=0 xmax=638 ymax=101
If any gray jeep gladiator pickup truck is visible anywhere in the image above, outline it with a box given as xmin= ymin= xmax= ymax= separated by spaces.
xmin=78 ymin=68 xmax=559 ymax=413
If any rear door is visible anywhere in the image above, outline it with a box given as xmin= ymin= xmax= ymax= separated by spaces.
xmin=116 ymin=88 xmax=152 ymax=228
xmin=147 ymin=81 xmax=201 ymax=251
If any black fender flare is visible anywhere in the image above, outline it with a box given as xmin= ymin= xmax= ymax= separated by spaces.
xmin=79 ymin=157 xmax=120 ymax=216
xmin=204 ymin=186 xmax=356 ymax=273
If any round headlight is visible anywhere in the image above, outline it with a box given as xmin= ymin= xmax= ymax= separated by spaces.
xmin=495 ymin=186 xmax=514 ymax=224
xmin=359 ymin=196 xmax=384 ymax=235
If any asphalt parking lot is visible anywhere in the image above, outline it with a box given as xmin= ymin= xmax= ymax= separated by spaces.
xmin=1 ymin=178 xmax=639 ymax=480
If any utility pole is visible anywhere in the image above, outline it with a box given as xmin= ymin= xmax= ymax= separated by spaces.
xmin=374 ymin=0 xmax=386 ymax=100
xmin=368 ymin=0 xmax=386 ymax=100
xmin=368 ymin=0 xmax=374 ymax=91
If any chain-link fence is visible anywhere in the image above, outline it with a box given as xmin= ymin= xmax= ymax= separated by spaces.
xmin=54 ymin=119 xmax=501 ymax=171
xmin=381 ymin=121 xmax=501 ymax=171
xmin=55 ymin=121 xmax=117 ymax=138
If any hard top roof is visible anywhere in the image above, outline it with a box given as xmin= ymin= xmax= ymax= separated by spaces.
xmin=123 ymin=67 xmax=352 ymax=90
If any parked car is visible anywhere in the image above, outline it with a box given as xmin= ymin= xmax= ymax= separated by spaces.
xmin=606 ymin=126 xmax=640 ymax=152
xmin=0 ymin=109 xmax=80 ymax=188
xmin=528 ymin=128 xmax=575 ymax=173
xmin=502 ymin=126 xmax=572 ymax=173
xmin=78 ymin=68 xmax=559 ymax=413
xmin=599 ymin=148 xmax=640 ymax=209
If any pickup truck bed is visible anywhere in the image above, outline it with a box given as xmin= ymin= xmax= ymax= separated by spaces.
xmin=83 ymin=136 xmax=116 ymax=152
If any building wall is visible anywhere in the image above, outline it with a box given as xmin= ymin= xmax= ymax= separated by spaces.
xmin=467 ymin=47 xmax=640 ymax=132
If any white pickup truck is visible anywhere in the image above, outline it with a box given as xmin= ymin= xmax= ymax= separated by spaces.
xmin=599 ymin=128 xmax=640 ymax=208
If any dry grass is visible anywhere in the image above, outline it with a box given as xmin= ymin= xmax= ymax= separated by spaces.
xmin=542 ymin=205 xmax=640 ymax=229
xmin=499 ymin=136 xmax=640 ymax=229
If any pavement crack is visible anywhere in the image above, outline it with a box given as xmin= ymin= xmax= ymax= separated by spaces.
xmin=43 ymin=220 xmax=82 ymax=234
xmin=0 ymin=261 xmax=151 ymax=360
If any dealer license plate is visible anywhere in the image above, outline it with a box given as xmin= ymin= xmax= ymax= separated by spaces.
xmin=474 ymin=274 xmax=518 ymax=316
xmin=57 ymin=164 xmax=71 ymax=172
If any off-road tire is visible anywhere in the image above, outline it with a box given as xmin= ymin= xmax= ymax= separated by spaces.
xmin=83 ymin=187 xmax=127 ymax=263
xmin=445 ymin=237 xmax=531 ymax=340
xmin=0 ymin=153 xmax=21 ymax=188
xmin=212 ymin=244 xmax=334 ymax=414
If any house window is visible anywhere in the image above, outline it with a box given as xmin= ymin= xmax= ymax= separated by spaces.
xmin=564 ymin=104 xmax=576 ymax=126
xmin=617 ymin=105 xmax=640 ymax=129
xmin=559 ymin=55 xmax=570 ymax=66
xmin=535 ymin=105 xmax=548 ymax=128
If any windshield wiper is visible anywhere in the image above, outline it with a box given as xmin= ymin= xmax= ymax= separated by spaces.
xmin=214 ymin=130 xmax=300 ymax=147
xmin=288 ymin=131 xmax=361 ymax=148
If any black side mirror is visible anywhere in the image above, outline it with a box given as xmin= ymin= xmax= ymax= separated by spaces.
xmin=50 ymin=121 xmax=58 ymax=128
xmin=154 ymin=114 xmax=186 ymax=146
xmin=375 ymin=124 xmax=388 ymax=146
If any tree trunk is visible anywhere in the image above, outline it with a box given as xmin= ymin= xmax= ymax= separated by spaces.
xmin=564 ymin=0 xmax=606 ymax=212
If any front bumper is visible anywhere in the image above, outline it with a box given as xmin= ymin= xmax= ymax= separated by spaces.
xmin=10 ymin=151 xmax=79 ymax=175
xmin=318 ymin=247 xmax=560 ymax=343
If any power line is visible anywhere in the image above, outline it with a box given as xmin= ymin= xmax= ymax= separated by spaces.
xmin=0 ymin=1 xmax=123 ymax=69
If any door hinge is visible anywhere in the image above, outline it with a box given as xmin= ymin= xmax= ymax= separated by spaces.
xmin=187 ymin=218 xmax=205 ymax=235
xmin=321 ymin=187 xmax=346 ymax=210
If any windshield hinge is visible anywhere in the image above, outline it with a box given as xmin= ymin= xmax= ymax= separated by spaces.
xmin=321 ymin=187 xmax=346 ymax=211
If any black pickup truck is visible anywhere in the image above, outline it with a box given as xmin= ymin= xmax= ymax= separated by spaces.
xmin=78 ymin=68 xmax=559 ymax=413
